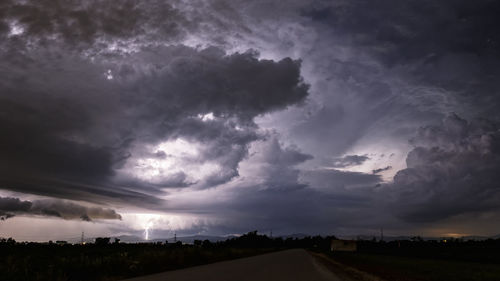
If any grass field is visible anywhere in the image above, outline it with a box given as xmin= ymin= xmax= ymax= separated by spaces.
xmin=329 ymin=252 xmax=500 ymax=281
xmin=0 ymin=243 xmax=276 ymax=281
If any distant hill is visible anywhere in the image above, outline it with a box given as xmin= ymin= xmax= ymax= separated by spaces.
xmin=110 ymin=234 xmax=237 ymax=244
xmin=113 ymin=233 xmax=311 ymax=243
xmin=338 ymin=234 xmax=498 ymax=242
xmin=279 ymin=233 xmax=310 ymax=239
xmin=95 ymin=233 xmax=500 ymax=244
xmin=161 ymin=235 xmax=237 ymax=244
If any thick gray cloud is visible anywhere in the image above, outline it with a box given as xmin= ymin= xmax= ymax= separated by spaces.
xmin=0 ymin=0 xmax=190 ymax=52
xmin=0 ymin=0 xmax=310 ymax=209
xmin=303 ymin=0 xmax=500 ymax=117
xmin=302 ymin=169 xmax=381 ymax=191
xmin=0 ymin=197 xmax=31 ymax=220
xmin=248 ymin=137 xmax=313 ymax=189
xmin=372 ymin=166 xmax=392 ymax=174
xmin=253 ymin=0 xmax=500 ymax=172
xmin=389 ymin=114 xmax=500 ymax=222
xmin=142 ymin=138 xmax=385 ymax=236
xmin=147 ymin=114 xmax=500 ymax=235
xmin=0 ymin=196 xmax=121 ymax=221
xmin=0 ymin=39 xmax=308 ymax=204
xmin=329 ymin=155 xmax=370 ymax=168
xmin=304 ymin=0 xmax=500 ymax=62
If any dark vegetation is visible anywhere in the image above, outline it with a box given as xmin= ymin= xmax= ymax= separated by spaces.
xmin=0 ymin=232 xmax=335 ymax=281
xmin=3 ymin=232 xmax=500 ymax=281
xmin=323 ymin=238 xmax=500 ymax=281
xmin=357 ymin=238 xmax=500 ymax=263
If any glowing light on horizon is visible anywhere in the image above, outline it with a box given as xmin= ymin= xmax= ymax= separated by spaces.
xmin=444 ymin=233 xmax=469 ymax=238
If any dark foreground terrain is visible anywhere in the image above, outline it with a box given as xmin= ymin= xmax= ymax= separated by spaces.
xmin=331 ymin=252 xmax=500 ymax=281
xmin=0 ymin=232 xmax=334 ymax=281
xmin=124 ymin=249 xmax=342 ymax=281
xmin=325 ymin=239 xmax=500 ymax=281
xmin=2 ymin=233 xmax=500 ymax=281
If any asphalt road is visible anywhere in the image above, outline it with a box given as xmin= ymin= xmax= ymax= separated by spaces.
xmin=123 ymin=249 xmax=343 ymax=281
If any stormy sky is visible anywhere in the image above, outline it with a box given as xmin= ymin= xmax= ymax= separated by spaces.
xmin=1 ymin=0 xmax=500 ymax=241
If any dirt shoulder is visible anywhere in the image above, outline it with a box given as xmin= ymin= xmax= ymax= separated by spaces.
xmin=309 ymin=251 xmax=387 ymax=281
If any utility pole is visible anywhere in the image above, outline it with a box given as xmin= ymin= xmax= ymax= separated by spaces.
xmin=174 ymin=233 xmax=177 ymax=242
xmin=81 ymin=231 xmax=84 ymax=244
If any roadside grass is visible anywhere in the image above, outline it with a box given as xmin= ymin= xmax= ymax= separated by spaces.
xmin=328 ymin=252 xmax=500 ymax=281
xmin=0 ymin=244 xmax=276 ymax=281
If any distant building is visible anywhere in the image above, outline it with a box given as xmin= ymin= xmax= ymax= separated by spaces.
xmin=330 ymin=239 xmax=357 ymax=252
xmin=55 ymin=240 xmax=68 ymax=245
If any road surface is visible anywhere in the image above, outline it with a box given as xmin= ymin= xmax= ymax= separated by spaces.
xmin=123 ymin=249 xmax=344 ymax=281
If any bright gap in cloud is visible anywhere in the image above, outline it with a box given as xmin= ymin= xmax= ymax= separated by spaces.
xmin=129 ymin=138 xmax=221 ymax=186
xmin=8 ymin=21 xmax=24 ymax=36
xmin=105 ymin=69 xmax=113 ymax=80
xmin=336 ymin=143 xmax=409 ymax=182
xmin=197 ymin=112 xmax=215 ymax=122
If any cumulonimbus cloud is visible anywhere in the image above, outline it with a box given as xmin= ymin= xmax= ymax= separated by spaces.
xmin=2 ymin=0 xmax=500 ymax=237
xmin=0 ymin=40 xmax=309 ymax=205
xmin=389 ymin=114 xmax=500 ymax=222
xmin=0 ymin=196 xmax=121 ymax=221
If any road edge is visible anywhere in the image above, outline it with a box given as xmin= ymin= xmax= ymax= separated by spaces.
xmin=309 ymin=251 xmax=387 ymax=281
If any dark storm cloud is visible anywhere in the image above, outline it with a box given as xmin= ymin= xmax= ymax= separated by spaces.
xmin=154 ymin=113 xmax=500 ymax=234
xmin=0 ymin=197 xmax=31 ymax=220
xmin=154 ymin=139 xmax=385 ymax=235
xmin=218 ymin=177 xmax=382 ymax=235
xmin=0 ymin=196 xmax=121 ymax=221
xmin=0 ymin=42 xmax=309 ymax=203
xmin=287 ymin=75 xmax=408 ymax=159
xmin=303 ymin=0 xmax=500 ymax=117
xmin=250 ymin=137 xmax=313 ymax=189
xmin=116 ymin=46 xmax=308 ymax=188
xmin=304 ymin=0 xmax=500 ymax=62
xmin=259 ymin=138 xmax=314 ymax=166
xmin=30 ymin=199 xmax=122 ymax=221
xmin=0 ymin=0 xmax=189 ymax=50
xmin=141 ymin=0 xmax=500 ymax=235
xmin=389 ymin=114 xmax=500 ymax=222
xmin=301 ymin=169 xmax=381 ymax=190
xmin=2 ymin=0 xmax=499 ymax=238
xmin=122 ymin=47 xmax=308 ymax=123
xmin=0 ymin=0 xmax=313 ymax=205
xmin=233 ymin=114 xmax=500 ymax=232
xmin=330 ymin=155 xmax=369 ymax=168
xmin=372 ymin=166 xmax=392 ymax=174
